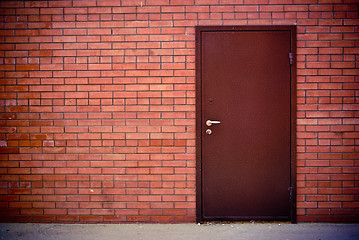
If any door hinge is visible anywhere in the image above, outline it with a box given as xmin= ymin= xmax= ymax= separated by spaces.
xmin=289 ymin=53 xmax=293 ymax=65
xmin=288 ymin=187 xmax=293 ymax=200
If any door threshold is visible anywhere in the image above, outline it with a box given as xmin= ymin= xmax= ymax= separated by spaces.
xmin=198 ymin=221 xmax=294 ymax=225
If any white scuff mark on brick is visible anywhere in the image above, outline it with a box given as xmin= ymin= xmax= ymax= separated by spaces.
xmin=0 ymin=141 xmax=7 ymax=147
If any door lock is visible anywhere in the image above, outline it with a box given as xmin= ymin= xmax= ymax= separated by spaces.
xmin=206 ymin=129 xmax=212 ymax=135
xmin=206 ymin=120 xmax=221 ymax=126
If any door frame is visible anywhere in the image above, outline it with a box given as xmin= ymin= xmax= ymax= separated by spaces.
xmin=195 ymin=25 xmax=297 ymax=223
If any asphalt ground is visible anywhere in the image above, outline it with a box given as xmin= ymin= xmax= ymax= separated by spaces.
xmin=1 ymin=222 xmax=359 ymax=240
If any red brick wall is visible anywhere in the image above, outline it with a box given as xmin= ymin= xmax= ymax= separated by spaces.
xmin=0 ymin=0 xmax=358 ymax=223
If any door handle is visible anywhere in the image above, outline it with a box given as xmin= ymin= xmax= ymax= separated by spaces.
xmin=206 ymin=120 xmax=221 ymax=127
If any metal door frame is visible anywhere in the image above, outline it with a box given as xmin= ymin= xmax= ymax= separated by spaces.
xmin=195 ymin=25 xmax=297 ymax=223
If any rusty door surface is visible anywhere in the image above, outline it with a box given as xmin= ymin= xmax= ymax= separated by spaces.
xmin=196 ymin=26 xmax=296 ymax=222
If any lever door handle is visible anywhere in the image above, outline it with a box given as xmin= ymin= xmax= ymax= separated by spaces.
xmin=206 ymin=120 xmax=221 ymax=126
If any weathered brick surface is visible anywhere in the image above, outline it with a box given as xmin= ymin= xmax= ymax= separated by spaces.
xmin=0 ymin=0 xmax=358 ymax=223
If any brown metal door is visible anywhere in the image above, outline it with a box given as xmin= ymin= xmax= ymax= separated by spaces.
xmin=196 ymin=26 xmax=296 ymax=221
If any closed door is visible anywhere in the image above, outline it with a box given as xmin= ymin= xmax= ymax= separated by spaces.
xmin=196 ymin=26 xmax=296 ymax=222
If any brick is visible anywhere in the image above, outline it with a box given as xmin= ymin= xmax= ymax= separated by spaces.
xmin=88 ymin=29 xmax=111 ymax=35
xmin=47 ymin=1 xmax=71 ymax=7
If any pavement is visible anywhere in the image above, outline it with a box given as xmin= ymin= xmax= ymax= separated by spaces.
xmin=1 ymin=222 xmax=359 ymax=240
